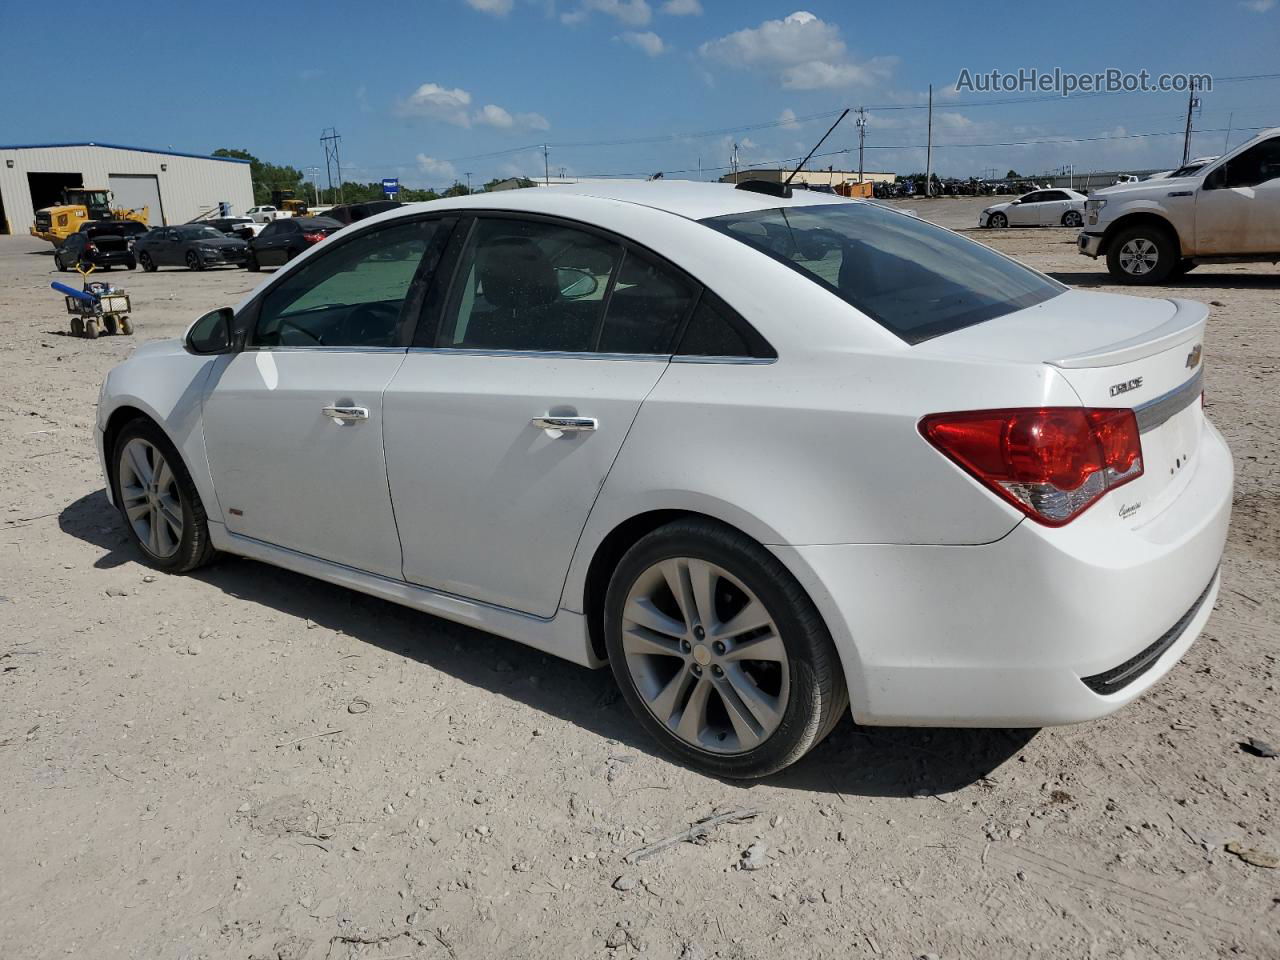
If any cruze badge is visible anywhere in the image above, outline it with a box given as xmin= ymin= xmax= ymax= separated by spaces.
xmin=1109 ymin=377 xmax=1143 ymax=397
xmin=1186 ymin=344 xmax=1202 ymax=369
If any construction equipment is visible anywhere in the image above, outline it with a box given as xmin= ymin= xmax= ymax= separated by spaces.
xmin=51 ymin=262 xmax=134 ymax=339
xmin=30 ymin=187 xmax=149 ymax=247
xmin=270 ymin=189 xmax=309 ymax=218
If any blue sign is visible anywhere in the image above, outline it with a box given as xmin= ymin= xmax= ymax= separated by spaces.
xmin=382 ymin=178 xmax=399 ymax=196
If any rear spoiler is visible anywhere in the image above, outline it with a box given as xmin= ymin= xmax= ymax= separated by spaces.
xmin=1048 ymin=299 xmax=1208 ymax=369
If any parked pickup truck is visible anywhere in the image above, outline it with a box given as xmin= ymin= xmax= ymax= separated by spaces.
xmin=1078 ymin=126 xmax=1280 ymax=284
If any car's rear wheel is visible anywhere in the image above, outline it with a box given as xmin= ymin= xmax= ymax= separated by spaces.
xmin=185 ymin=251 xmax=203 ymax=271
xmin=604 ymin=519 xmax=847 ymax=779
xmin=1062 ymin=210 xmax=1083 ymax=228
xmin=245 ymin=251 xmax=261 ymax=272
xmin=111 ymin=419 xmax=215 ymax=573
xmin=140 ymin=252 xmax=157 ymax=272
xmin=988 ymin=211 xmax=1008 ymax=228
xmin=1107 ymin=224 xmax=1178 ymax=284
xmin=55 ymin=252 xmax=67 ymax=271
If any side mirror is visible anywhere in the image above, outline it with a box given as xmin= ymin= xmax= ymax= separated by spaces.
xmin=184 ymin=307 xmax=236 ymax=354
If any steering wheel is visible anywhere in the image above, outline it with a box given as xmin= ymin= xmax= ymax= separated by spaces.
xmin=277 ymin=319 xmax=325 ymax=345
xmin=345 ymin=301 xmax=401 ymax=346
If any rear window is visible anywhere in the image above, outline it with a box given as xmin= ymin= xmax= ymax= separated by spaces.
xmin=296 ymin=217 xmax=341 ymax=230
xmin=701 ymin=202 xmax=1064 ymax=344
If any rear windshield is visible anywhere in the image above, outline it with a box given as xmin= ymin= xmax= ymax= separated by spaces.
xmin=701 ymin=202 xmax=1064 ymax=343
xmin=296 ymin=217 xmax=341 ymax=230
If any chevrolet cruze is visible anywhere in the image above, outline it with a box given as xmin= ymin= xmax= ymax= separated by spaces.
xmin=95 ymin=181 xmax=1232 ymax=777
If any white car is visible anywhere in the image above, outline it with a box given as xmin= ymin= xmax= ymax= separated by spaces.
xmin=94 ymin=181 xmax=1231 ymax=778
xmin=980 ymin=188 xmax=1088 ymax=228
xmin=246 ymin=205 xmax=280 ymax=223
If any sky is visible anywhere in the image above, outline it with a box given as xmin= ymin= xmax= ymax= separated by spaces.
xmin=1 ymin=0 xmax=1277 ymax=190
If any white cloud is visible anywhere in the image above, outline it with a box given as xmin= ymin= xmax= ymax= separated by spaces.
xmin=620 ymin=30 xmax=665 ymax=56
xmin=1241 ymin=0 xmax=1275 ymax=10
xmin=398 ymin=82 xmax=548 ymax=130
xmin=417 ymin=155 xmax=458 ymax=180
xmin=561 ymin=0 xmax=651 ymax=26
xmin=779 ymin=107 xmax=800 ymax=129
xmin=397 ymin=82 xmax=473 ymax=125
xmin=660 ymin=0 xmax=701 ymax=13
xmin=465 ymin=0 xmax=514 ymax=13
xmin=699 ymin=11 xmax=893 ymax=90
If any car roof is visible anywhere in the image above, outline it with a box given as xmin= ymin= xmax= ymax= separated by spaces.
xmin=406 ymin=179 xmax=856 ymax=223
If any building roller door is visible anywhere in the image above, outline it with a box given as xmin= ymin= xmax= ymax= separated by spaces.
xmin=107 ymin=174 xmax=164 ymax=225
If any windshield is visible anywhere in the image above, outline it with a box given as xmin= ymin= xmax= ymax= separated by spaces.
xmin=701 ymin=202 xmax=1064 ymax=343
xmin=1168 ymin=161 xmax=1208 ymax=178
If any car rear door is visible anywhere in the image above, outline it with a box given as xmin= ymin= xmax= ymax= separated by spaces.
xmin=201 ymin=216 xmax=449 ymax=578
xmin=383 ymin=214 xmax=699 ymax=617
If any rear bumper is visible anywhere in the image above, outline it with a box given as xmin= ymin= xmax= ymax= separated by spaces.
xmin=1078 ymin=231 xmax=1104 ymax=258
xmin=772 ymin=419 xmax=1232 ymax=727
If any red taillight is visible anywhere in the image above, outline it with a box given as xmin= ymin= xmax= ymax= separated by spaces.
xmin=919 ymin=407 xmax=1143 ymax=526
xmin=84 ymin=242 xmax=97 ymax=254
xmin=302 ymin=231 xmax=326 ymax=243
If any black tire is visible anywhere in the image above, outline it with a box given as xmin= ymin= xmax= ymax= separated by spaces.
xmin=246 ymin=252 xmax=261 ymax=272
xmin=1062 ymin=210 xmax=1083 ymax=228
xmin=988 ymin=212 xmax=1008 ymax=228
xmin=140 ymin=252 xmax=157 ymax=272
xmin=120 ymin=317 xmax=134 ymax=335
xmin=185 ymin=250 xmax=204 ymax=271
xmin=104 ymin=315 xmax=119 ymax=336
xmin=110 ymin=417 xmax=216 ymax=573
xmin=126 ymin=256 xmax=137 ymax=270
xmin=603 ymin=518 xmax=848 ymax=779
xmin=1106 ymin=223 xmax=1179 ymax=285
xmin=84 ymin=318 xmax=99 ymax=339
xmin=55 ymin=253 xmax=67 ymax=272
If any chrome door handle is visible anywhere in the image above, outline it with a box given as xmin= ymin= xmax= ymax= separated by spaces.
xmin=532 ymin=415 xmax=598 ymax=434
xmin=322 ymin=405 xmax=369 ymax=422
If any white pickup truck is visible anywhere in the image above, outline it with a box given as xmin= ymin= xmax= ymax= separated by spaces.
xmin=1078 ymin=126 xmax=1280 ymax=284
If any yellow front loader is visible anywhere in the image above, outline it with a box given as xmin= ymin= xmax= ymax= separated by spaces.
xmin=30 ymin=187 xmax=149 ymax=246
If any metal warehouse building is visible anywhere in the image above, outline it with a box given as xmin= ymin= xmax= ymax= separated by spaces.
xmin=0 ymin=142 xmax=253 ymax=235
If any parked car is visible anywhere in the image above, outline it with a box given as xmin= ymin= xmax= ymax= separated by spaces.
xmin=135 ymin=224 xmax=249 ymax=271
xmin=979 ymin=188 xmax=1088 ymax=228
xmin=1079 ymin=127 xmax=1280 ymax=283
xmin=55 ymin=222 xmax=139 ymax=271
xmin=245 ymin=216 xmax=342 ymax=270
xmin=94 ymin=181 xmax=1230 ymax=778
xmin=323 ymin=200 xmax=403 ymax=226
xmin=207 ymin=216 xmax=265 ymax=241
xmin=246 ymin=205 xmax=281 ymax=223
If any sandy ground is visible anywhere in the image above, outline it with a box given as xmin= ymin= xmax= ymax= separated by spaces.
xmin=1 ymin=199 xmax=1277 ymax=960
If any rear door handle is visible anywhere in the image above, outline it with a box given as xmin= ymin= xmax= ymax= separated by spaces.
xmin=322 ymin=405 xmax=369 ymax=422
xmin=532 ymin=415 xmax=598 ymax=435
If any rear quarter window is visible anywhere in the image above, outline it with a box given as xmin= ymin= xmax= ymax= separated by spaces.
xmin=701 ymin=202 xmax=1064 ymax=344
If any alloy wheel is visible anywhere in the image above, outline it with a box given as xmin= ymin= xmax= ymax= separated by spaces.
xmin=1118 ymin=237 xmax=1159 ymax=276
xmin=1063 ymin=211 xmax=1082 ymax=227
xmin=118 ymin=438 xmax=184 ymax=558
xmin=620 ymin=557 xmax=789 ymax=754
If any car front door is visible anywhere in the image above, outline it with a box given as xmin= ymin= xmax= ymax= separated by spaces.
xmin=383 ymin=214 xmax=699 ymax=616
xmin=1194 ymin=136 xmax=1280 ymax=255
xmin=157 ymin=228 xmax=182 ymax=265
xmin=1008 ymin=192 xmax=1042 ymax=225
xmin=201 ymin=216 xmax=448 ymax=578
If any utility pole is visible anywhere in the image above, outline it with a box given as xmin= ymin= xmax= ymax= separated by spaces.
xmin=465 ymin=171 xmax=473 ymax=193
xmin=1224 ymin=112 xmax=1234 ymax=153
xmin=543 ymin=144 xmax=550 ymax=186
xmin=731 ymin=142 xmax=739 ymax=179
xmin=925 ymin=84 xmax=934 ymax=197
xmin=1181 ymin=78 xmax=1201 ymax=166
xmin=307 ymin=166 xmax=321 ymax=205
xmin=856 ymin=107 xmax=867 ymax=183
xmin=321 ymin=128 xmax=343 ymax=203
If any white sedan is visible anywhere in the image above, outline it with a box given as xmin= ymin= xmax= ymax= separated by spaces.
xmin=95 ymin=181 xmax=1231 ymax=778
xmin=980 ymin=188 xmax=1088 ymax=228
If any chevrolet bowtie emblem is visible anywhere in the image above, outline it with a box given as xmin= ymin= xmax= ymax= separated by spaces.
xmin=1186 ymin=344 xmax=1202 ymax=369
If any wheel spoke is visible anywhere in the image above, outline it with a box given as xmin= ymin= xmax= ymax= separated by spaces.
xmin=126 ymin=442 xmax=153 ymax=487
xmin=686 ymin=558 xmax=718 ymax=629
xmin=623 ymin=596 xmax=686 ymax=638
xmin=148 ymin=506 xmax=163 ymax=554
xmin=724 ymin=664 xmax=783 ymax=731
xmin=723 ymin=630 xmax=787 ymax=663
xmin=648 ymin=667 xmax=696 ymax=724
xmin=155 ymin=459 xmax=175 ymax=496
xmin=659 ymin=559 xmax=698 ymax=629
xmin=713 ymin=678 xmax=764 ymax=750
xmin=158 ymin=496 xmax=183 ymax=539
xmin=124 ymin=500 xmax=151 ymax=522
xmin=713 ymin=599 xmax=771 ymax=641
xmin=674 ymin=676 xmax=711 ymax=742
xmin=622 ymin=626 xmax=683 ymax=659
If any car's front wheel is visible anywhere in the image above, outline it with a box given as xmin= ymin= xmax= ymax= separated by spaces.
xmin=1107 ymin=224 xmax=1178 ymax=284
xmin=111 ymin=418 xmax=215 ymax=573
xmin=185 ymin=251 xmax=203 ymax=271
xmin=604 ymin=519 xmax=847 ymax=779
xmin=245 ymin=251 xmax=261 ymax=272
xmin=988 ymin=211 xmax=1008 ymax=228
xmin=140 ymin=252 xmax=157 ymax=272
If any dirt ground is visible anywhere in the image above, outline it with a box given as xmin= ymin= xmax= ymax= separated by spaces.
xmin=1 ymin=197 xmax=1277 ymax=960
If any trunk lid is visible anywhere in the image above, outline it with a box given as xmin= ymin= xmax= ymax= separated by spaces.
xmin=920 ymin=289 xmax=1208 ymax=524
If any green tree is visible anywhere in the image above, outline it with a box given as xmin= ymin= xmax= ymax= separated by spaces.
xmin=442 ymin=182 xmax=471 ymax=198
xmin=1004 ymin=169 xmax=1020 ymax=179
xmin=213 ymin=148 xmax=307 ymax=207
